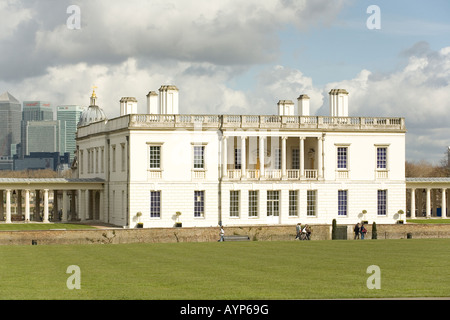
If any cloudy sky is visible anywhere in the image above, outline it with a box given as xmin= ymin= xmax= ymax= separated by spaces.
xmin=1 ymin=0 xmax=449 ymax=163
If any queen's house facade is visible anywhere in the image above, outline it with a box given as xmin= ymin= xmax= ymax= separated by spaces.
xmin=74 ymin=86 xmax=408 ymax=228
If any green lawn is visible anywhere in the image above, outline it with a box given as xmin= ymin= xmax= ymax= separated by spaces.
xmin=0 ymin=223 xmax=96 ymax=231
xmin=0 ymin=239 xmax=449 ymax=300
xmin=407 ymin=219 xmax=450 ymax=224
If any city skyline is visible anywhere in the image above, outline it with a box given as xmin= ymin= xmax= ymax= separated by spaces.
xmin=0 ymin=1 xmax=449 ymax=164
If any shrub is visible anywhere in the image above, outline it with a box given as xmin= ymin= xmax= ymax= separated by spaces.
xmin=372 ymin=222 xmax=377 ymax=239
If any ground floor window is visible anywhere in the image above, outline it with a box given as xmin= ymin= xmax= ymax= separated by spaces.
xmin=338 ymin=190 xmax=347 ymax=216
xmin=150 ymin=191 xmax=161 ymax=218
xmin=230 ymin=190 xmax=239 ymax=217
xmin=307 ymin=190 xmax=317 ymax=216
xmin=289 ymin=190 xmax=298 ymax=216
xmin=248 ymin=190 xmax=258 ymax=217
xmin=267 ymin=190 xmax=280 ymax=217
xmin=194 ymin=191 xmax=205 ymax=217
xmin=377 ymin=190 xmax=387 ymax=216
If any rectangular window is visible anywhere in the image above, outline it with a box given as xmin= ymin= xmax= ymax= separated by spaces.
xmin=234 ymin=149 xmax=241 ymax=169
xmin=121 ymin=143 xmax=126 ymax=172
xmin=289 ymin=190 xmax=298 ymax=217
xmin=112 ymin=145 xmax=116 ymax=172
xmin=193 ymin=146 xmax=205 ymax=169
xmin=337 ymin=147 xmax=347 ymax=169
xmin=338 ymin=190 xmax=348 ymax=216
xmin=248 ymin=191 xmax=258 ymax=217
xmin=275 ymin=148 xmax=281 ymax=169
xmin=230 ymin=191 xmax=240 ymax=217
xmin=307 ymin=190 xmax=317 ymax=216
xmin=149 ymin=146 xmax=161 ymax=169
xmin=150 ymin=191 xmax=161 ymax=218
xmin=194 ymin=191 xmax=205 ymax=217
xmin=377 ymin=147 xmax=387 ymax=169
xmin=292 ymin=149 xmax=299 ymax=170
xmin=267 ymin=190 xmax=280 ymax=217
xmin=377 ymin=190 xmax=387 ymax=216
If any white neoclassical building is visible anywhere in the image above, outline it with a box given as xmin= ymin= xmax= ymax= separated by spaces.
xmin=73 ymin=85 xmax=409 ymax=228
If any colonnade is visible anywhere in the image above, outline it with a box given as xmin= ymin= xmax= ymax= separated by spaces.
xmin=0 ymin=187 xmax=103 ymax=223
xmin=407 ymin=187 xmax=449 ymax=218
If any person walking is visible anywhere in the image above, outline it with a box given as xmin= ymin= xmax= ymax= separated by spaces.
xmin=218 ymin=225 xmax=225 ymax=242
xmin=354 ymin=223 xmax=361 ymax=240
xmin=360 ymin=223 xmax=367 ymax=240
xmin=295 ymin=223 xmax=302 ymax=240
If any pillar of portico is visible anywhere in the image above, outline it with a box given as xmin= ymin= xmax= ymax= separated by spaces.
xmin=5 ymin=189 xmax=11 ymax=223
xmin=62 ymin=191 xmax=68 ymax=222
xmin=281 ymin=136 xmax=287 ymax=179
xmin=0 ymin=191 xmax=3 ymax=221
xmin=299 ymin=137 xmax=305 ymax=179
xmin=43 ymin=189 xmax=49 ymax=223
xmin=442 ymin=188 xmax=447 ymax=219
xmin=426 ymin=188 xmax=431 ymax=218
xmin=24 ymin=189 xmax=30 ymax=222
xmin=410 ymin=188 xmax=416 ymax=219
xmin=222 ymin=136 xmax=228 ymax=179
xmin=241 ymin=136 xmax=246 ymax=179
xmin=259 ymin=136 xmax=265 ymax=179
xmin=318 ymin=136 xmax=323 ymax=178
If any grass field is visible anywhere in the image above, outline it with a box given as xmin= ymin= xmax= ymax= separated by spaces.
xmin=407 ymin=219 xmax=450 ymax=224
xmin=0 ymin=223 xmax=96 ymax=231
xmin=0 ymin=238 xmax=449 ymax=300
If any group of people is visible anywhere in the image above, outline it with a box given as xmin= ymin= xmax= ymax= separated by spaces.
xmin=295 ymin=223 xmax=312 ymax=240
xmin=353 ymin=222 xmax=367 ymax=239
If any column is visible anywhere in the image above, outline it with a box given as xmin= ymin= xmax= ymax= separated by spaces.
xmin=281 ymin=136 xmax=287 ymax=179
xmin=241 ymin=136 xmax=246 ymax=179
xmin=299 ymin=137 xmax=305 ymax=179
xmin=222 ymin=136 xmax=228 ymax=179
xmin=85 ymin=190 xmax=90 ymax=221
xmin=6 ymin=189 xmax=11 ymax=223
xmin=0 ymin=190 xmax=3 ymax=221
xmin=410 ymin=188 xmax=416 ymax=219
xmin=426 ymin=188 xmax=431 ymax=218
xmin=53 ymin=190 xmax=59 ymax=221
xmin=442 ymin=188 xmax=446 ymax=219
xmin=25 ymin=189 xmax=30 ymax=222
xmin=43 ymin=189 xmax=49 ymax=223
xmin=259 ymin=136 xmax=265 ymax=179
xmin=17 ymin=190 xmax=22 ymax=218
xmin=318 ymin=136 xmax=323 ymax=178
xmin=62 ymin=191 xmax=68 ymax=222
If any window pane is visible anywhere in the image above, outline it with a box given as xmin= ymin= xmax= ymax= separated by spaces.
xmin=267 ymin=191 xmax=280 ymax=216
xmin=149 ymin=146 xmax=161 ymax=169
xmin=194 ymin=146 xmax=205 ymax=169
xmin=377 ymin=147 xmax=387 ymax=169
xmin=289 ymin=190 xmax=298 ymax=216
xmin=234 ymin=149 xmax=241 ymax=169
xmin=150 ymin=191 xmax=161 ymax=218
xmin=338 ymin=190 xmax=347 ymax=216
xmin=337 ymin=147 xmax=347 ymax=169
xmin=377 ymin=190 xmax=387 ymax=215
xmin=248 ymin=191 xmax=258 ymax=217
xmin=307 ymin=190 xmax=316 ymax=216
xmin=292 ymin=149 xmax=299 ymax=170
xmin=194 ymin=191 xmax=204 ymax=217
xmin=230 ymin=191 xmax=239 ymax=217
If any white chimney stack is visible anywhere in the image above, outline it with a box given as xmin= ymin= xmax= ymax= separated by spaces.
xmin=277 ymin=100 xmax=294 ymax=116
xmin=159 ymin=85 xmax=179 ymax=114
xmin=329 ymin=89 xmax=349 ymax=117
xmin=146 ymin=91 xmax=159 ymax=114
xmin=297 ymin=94 xmax=310 ymax=116
xmin=119 ymin=97 xmax=137 ymax=116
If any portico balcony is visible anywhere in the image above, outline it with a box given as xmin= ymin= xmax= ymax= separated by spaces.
xmin=226 ymin=168 xmax=318 ymax=181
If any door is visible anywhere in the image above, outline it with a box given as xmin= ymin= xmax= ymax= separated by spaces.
xmin=266 ymin=190 xmax=280 ymax=224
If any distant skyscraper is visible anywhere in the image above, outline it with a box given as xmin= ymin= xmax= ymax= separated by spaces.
xmin=20 ymin=101 xmax=53 ymax=158
xmin=0 ymin=92 xmax=21 ymax=157
xmin=25 ymin=120 xmax=61 ymax=154
xmin=57 ymin=105 xmax=86 ymax=161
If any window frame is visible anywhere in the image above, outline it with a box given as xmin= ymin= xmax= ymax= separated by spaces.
xmin=150 ymin=190 xmax=161 ymax=218
xmin=229 ymin=190 xmax=240 ymax=218
xmin=248 ymin=190 xmax=259 ymax=218
xmin=338 ymin=190 xmax=348 ymax=216
xmin=307 ymin=190 xmax=317 ymax=217
xmin=194 ymin=190 xmax=205 ymax=218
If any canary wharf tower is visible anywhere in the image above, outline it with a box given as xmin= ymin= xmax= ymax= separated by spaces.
xmin=0 ymin=92 xmax=21 ymax=157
